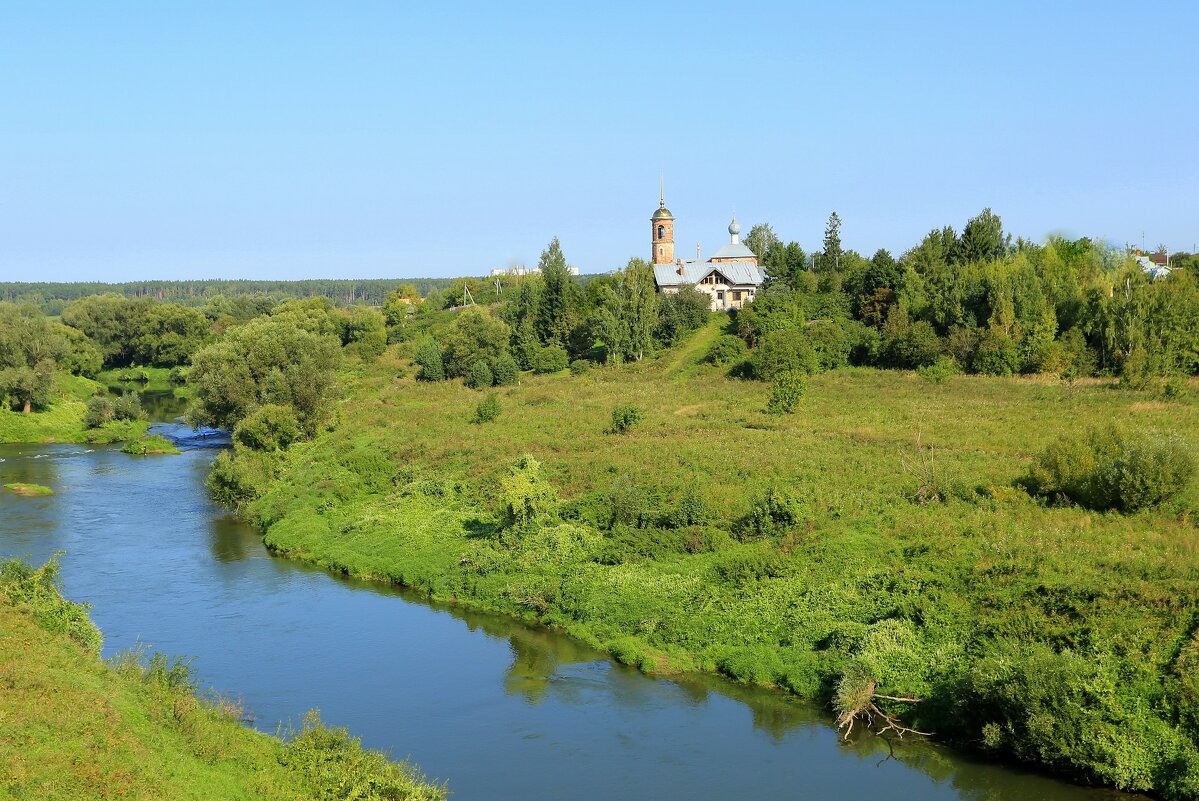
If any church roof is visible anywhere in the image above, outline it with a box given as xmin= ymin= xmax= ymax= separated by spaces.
xmin=654 ymin=261 xmax=766 ymax=287
xmin=652 ymin=205 xmax=674 ymax=220
xmin=708 ymin=241 xmax=758 ymax=260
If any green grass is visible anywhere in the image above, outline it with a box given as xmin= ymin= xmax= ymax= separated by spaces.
xmin=0 ymin=373 xmax=152 ymax=445
xmin=3 ymin=482 xmax=54 ymax=496
xmin=237 ymin=332 xmax=1199 ymax=797
xmin=0 ymin=558 xmax=446 ymax=801
xmin=121 ymin=434 xmax=181 ymax=455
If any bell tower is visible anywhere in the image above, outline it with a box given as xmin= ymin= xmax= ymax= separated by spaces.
xmin=651 ymin=178 xmax=675 ymax=265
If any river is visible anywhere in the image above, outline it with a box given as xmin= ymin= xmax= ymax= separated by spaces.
xmin=0 ymin=395 xmax=1137 ymax=801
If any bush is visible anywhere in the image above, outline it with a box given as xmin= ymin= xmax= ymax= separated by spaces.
xmin=492 ymin=353 xmax=520 ymax=386
xmin=84 ymin=394 xmax=143 ymax=429
xmin=1029 ymin=424 xmax=1194 ymax=511
xmin=474 ymin=394 xmax=501 ymax=423
xmin=413 ymin=338 xmax=444 ymax=382
xmin=749 ymin=329 xmax=820 ymax=381
xmin=533 ymin=345 xmax=569 ymax=374
xmin=738 ymin=486 xmax=807 ymax=539
xmin=706 ymin=335 xmax=748 ymax=366
xmin=464 ymin=360 xmax=494 ymax=390
xmin=167 ymin=366 xmax=189 ymax=386
xmin=607 ymin=404 xmax=644 ymax=434
xmin=500 ymin=454 xmax=559 ymax=531
xmin=917 ymin=355 xmax=958 ymax=384
xmin=766 ymin=371 xmax=806 ymax=414
xmin=233 ymin=404 xmax=303 ymax=451
xmin=569 ymin=358 xmax=591 ymax=376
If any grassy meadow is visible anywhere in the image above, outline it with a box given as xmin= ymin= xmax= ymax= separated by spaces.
xmin=0 ymin=558 xmax=445 ymax=801
xmin=243 ymin=316 xmax=1199 ymax=797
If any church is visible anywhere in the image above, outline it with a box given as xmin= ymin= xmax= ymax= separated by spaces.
xmin=649 ymin=189 xmax=766 ymax=311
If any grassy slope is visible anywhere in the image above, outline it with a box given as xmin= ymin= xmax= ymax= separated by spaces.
xmin=249 ymin=329 xmax=1199 ymax=795
xmin=0 ymin=374 xmax=151 ymax=445
xmin=0 ymin=574 xmax=444 ymax=801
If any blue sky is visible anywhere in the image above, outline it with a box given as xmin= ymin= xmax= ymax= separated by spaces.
xmin=1 ymin=1 xmax=1196 ymax=281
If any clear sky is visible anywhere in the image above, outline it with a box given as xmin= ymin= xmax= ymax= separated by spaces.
xmin=2 ymin=1 xmax=1196 ymax=282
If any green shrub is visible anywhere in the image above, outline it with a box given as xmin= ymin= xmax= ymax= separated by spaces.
xmin=500 ymin=454 xmax=559 ymax=531
xmin=738 ymin=486 xmax=807 ymax=539
xmin=533 ymin=345 xmax=569 ymax=374
xmin=233 ymin=404 xmax=303 ymax=451
xmin=491 ymin=353 xmax=520 ymax=386
xmin=1162 ymin=375 xmax=1189 ymax=401
xmin=706 ymin=334 xmax=748 ymax=366
xmin=0 ymin=556 xmax=101 ymax=653
xmin=607 ymin=404 xmax=644 ymax=434
xmin=464 ymin=360 xmax=494 ymax=390
xmin=749 ymin=329 xmax=820 ymax=381
xmin=84 ymin=393 xmax=143 ymax=429
xmin=569 ymin=358 xmax=592 ymax=376
xmin=167 ymin=366 xmax=189 ymax=386
xmin=474 ymin=394 xmax=501 ymax=423
xmin=1029 ymin=424 xmax=1194 ymax=511
xmin=607 ymin=474 xmax=649 ymax=528
xmin=280 ymin=710 xmax=445 ymax=801
xmin=766 ymin=371 xmax=806 ymax=414
xmin=413 ymin=338 xmax=444 ymax=382
xmin=917 ymin=355 xmax=958 ymax=384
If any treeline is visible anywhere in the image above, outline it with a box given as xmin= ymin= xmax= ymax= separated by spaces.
xmin=408 ymin=239 xmax=709 ymax=388
xmin=732 ymin=210 xmax=1199 ymax=387
xmin=0 ymin=277 xmax=468 ymax=314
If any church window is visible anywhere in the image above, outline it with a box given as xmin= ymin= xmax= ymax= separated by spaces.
xmin=657 ymin=225 xmax=665 ymax=240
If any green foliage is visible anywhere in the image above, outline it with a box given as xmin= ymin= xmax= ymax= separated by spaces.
xmin=234 ymin=404 xmax=304 ymax=452
xmin=766 ymin=371 xmax=806 ymax=414
xmin=441 ymin=308 xmax=510 ymax=379
xmin=1 ymin=556 xmax=101 ymax=652
xmin=738 ymin=486 xmax=807 ymax=539
xmin=464 ymin=360 xmax=494 ymax=389
xmin=491 ymin=352 xmax=520 ymax=385
xmin=1029 ymin=424 xmax=1194 ymax=511
xmin=61 ymin=294 xmax=210 ymax=368
xmin=749 ymin=329 xmax=819 ymax=381
xmin=187 ymin=316 xmax=341 ymax=436
xmin=121 ymin=434 xmax=180 ymax=455
xmin=168 ymin=365 xmax=189 ymax=386
xmin=655 ymin=286 xmax=709 ymax=347
xmin=500 ymin=454 xmax=559 ymax=531
xmin=705 ymin=334 xmax=748 ymax=366
xmin=280 ymin=711 xmax=445 ymax=801
xmin=343 ymin=306 xmax=387 ymax=360
xmin=207 ymin=448 xmax=278 ymax=509
xmin=412 ymin=338 xmax=445 ymax=382
xmin=533 ymin=345 xmax=569 ymax=374
xmin=568 ymin=358 xmax=591 ymax=376
xmin=534 ymin=237 xmax=579 ymax=347
xmin=607 ymin=404 xmax=643 ymax=434
xmin=474 ymin=394 xmax=501 ymax=423
xmin=917 ymin=355 xmax=958 ymax=383
xmin=84 ymin=393 xmax=143 ymax=428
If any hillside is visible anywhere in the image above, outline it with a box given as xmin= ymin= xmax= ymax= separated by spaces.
xmin=238 ymin=321 xmax=1199 ymax=798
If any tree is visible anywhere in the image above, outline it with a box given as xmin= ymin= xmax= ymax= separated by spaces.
xmin=598 ymin=258 xmax=659 ymax=362
xmin=441 ymin=308 xmax=511 ymax=378
xmin=0 ymin=303 xmax=66 ymax=412
xmin=817 ymin=212 xmax=843 ymax=274
xmin=535 ymin=238 xmax=578 ymax=347
xmin=187 ymin=317 xmax=342 ymax=436
xmin=745 ymin=223 xmax=781 ymax=262
xmin=953 ymin=208 xmax=1010 ymax=264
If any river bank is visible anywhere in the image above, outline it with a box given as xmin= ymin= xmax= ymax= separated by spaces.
xmin=0 ymin=557 xmax=445 ymax=801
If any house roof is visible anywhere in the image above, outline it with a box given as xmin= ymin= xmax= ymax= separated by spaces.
xmin=1136 ymin=255 xmax=1173 ymax=279
xmin=654 ymin=260 xmax=766 ymax=287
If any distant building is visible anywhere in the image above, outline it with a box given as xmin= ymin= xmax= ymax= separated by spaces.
xmin=1134 ymin=251 xmax=1172 ymax=280
xmin=649 ymin=188 xmax=766 ymax=311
